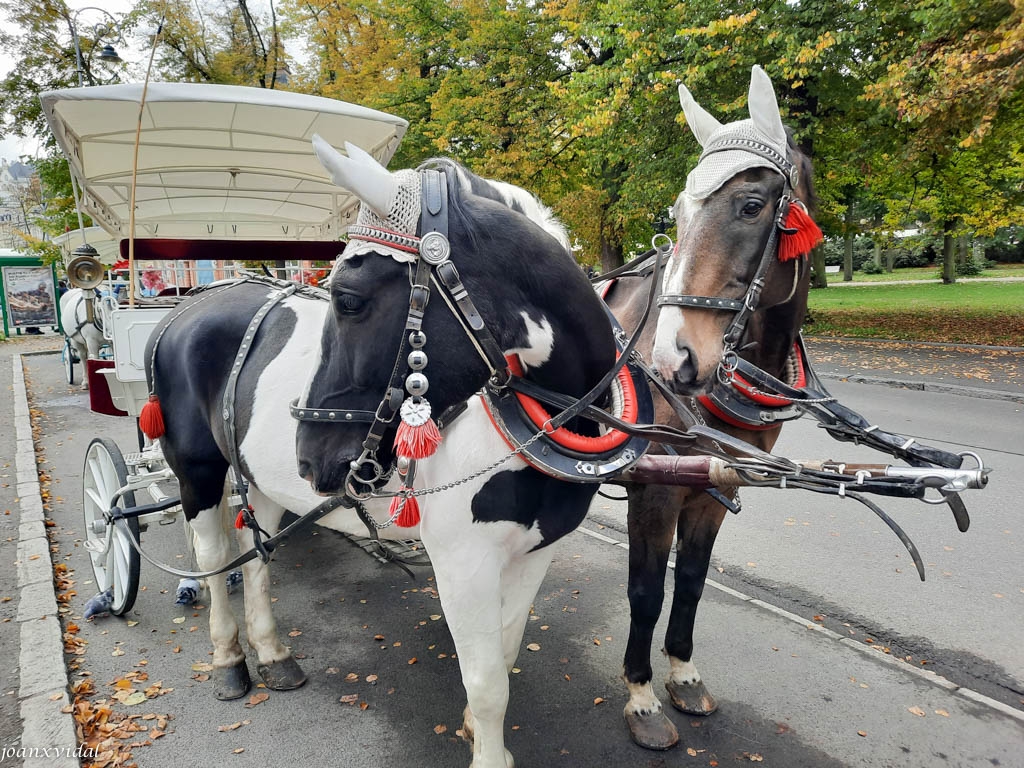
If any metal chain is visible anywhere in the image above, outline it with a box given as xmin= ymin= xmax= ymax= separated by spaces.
xmin=728 ymin=379 xmax=837 ymax=404
xmin=362 ymin=423 xmax=552 ymax=528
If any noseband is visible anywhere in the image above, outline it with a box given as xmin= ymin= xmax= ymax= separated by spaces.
xmin=290 ymin=168 xmax=512 ymax=498
xmin=656 ymin=137 xmax=808 ymax=378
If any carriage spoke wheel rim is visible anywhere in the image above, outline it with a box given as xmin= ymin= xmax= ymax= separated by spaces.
xmin=63 ymin=340 xmax=74 ymax=385
xmin=82 ymin=438 xmax=140 ymax=615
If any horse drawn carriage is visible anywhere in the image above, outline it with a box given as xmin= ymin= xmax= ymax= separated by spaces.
xmin=44 ymin=70 xmax=993 ymax=765
xmin=43 ymin=81 xmax=408 ymax=615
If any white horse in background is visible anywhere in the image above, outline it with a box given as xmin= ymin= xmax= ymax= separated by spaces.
xmin=59 ymin=288 xmax=105 ymax=389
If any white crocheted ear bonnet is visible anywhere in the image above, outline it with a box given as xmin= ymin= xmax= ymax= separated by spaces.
xmin=343 ymin=170 xmax=422 ymax=264
xmin=680 ymin=65 xmax=792 ymax=200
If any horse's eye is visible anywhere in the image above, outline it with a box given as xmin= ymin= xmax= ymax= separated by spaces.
xmin=335 ymin=292 xmax=365 ymax=314
xmin=741 ymin=200 xmax=764 ymax=218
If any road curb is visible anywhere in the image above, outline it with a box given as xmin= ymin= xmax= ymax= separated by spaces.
xmin=576 ymin=525 xmax=1024 ymax=724
xmin=804 ymin=336 xmax=1024 ymax=353
xmin=817 ymin=371 xmax=1024 ymax=403
xmin=11 ymin=355 xmax=79 ymax=760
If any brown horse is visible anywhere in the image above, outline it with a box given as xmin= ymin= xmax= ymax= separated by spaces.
xmin=603 ymin=65 xmax=821 ymax=750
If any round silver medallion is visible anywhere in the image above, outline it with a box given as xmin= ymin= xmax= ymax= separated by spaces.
xmin=419 ymin=231 xmax=451 ymax=265
xmin=408 ymin=349 xmax=428 ymax=370
xmin=400 ymin=397 xmax=432 ymax=427
xmin=405 ymin=372 xmax=429 ymax=396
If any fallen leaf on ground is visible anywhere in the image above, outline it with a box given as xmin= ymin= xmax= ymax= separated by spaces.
xmin=434 ymin=724 xmax=447 ymax=735
xmin=244 ymin=693 xmax=269 ymax=708
xmin=908 ymin=706 xmax=926 ymax=717
xmin=526 ymin=643 xmax=540 ymax=652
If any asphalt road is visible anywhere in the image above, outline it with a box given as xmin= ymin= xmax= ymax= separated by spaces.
xmin=9 ymin=346 xmax=1024 ymax=768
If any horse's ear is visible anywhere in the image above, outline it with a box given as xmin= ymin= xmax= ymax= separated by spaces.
xmin=343 ymin=141 xmax=382 ymax=169
xmin=747 ymin=65 xmax=786 ymax=147
xmin=678 ymin=82 xmax=722 ymax=147
xmin=311 ymin=133 xmax=397 ymax=220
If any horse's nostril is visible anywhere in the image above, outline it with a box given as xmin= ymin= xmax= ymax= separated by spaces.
xmin=297 ymin=459 xmax=313 ymax=483
xmin=670 ymin=348 xmax=700 ymax=393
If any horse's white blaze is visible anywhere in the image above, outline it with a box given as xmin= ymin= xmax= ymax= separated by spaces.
xmin=624 ymin=680 xmax=663 ymax=716
xmin=506 ymin=312 xmax=555 ymax=370
xmin=652 ymin=194 xmax=702 ymax=380
xmin=235 ymin=486 xmax=290 ymax=665
xmin=416 ymin=398 xmax=547 ymax=767
xmin=668 ymin=657 xmax=701 ymax=686
xmin=190 ymin=502 xmax=244 ymax=668
xmin=239 ymin=293 xmax=414 ymax=539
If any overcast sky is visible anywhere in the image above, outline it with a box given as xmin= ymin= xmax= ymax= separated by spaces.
xmin=0 ymin=0 xmax=141 ymax=163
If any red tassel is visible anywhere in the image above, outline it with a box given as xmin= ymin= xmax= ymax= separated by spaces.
xmin=235 ymin=509 xmax=246 ymax=530
xmin=389 ymin=488 xmax=421 ymax=528
xmin=394 ymin=418 xmax=442 ymax=460
xmin=139 ymin=394 xmax=166 ymax=439
xmin=779 ymin=202 xmax=823 ymax=262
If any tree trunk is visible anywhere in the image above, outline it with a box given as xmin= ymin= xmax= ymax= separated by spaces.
xmin=941 ymin=221 xmax=956 ymax=284
xmin=843 ymin=200 xmax=855 ymax=281
xmin=843 ymin=231 xmax=854 ymax=281
xmin=973 ymin=240 xmax=985 ymax=269
xmin=873 ymin=238 xmax=882 ymax=270
xmin=810 ymin=244 xmax=827 ymax=288
xmin=957 ymin=234 xmax=969 ymax=267
xmin=599 ymin=232 xmax=624 ymax=273
xmin=885 ymin=248 xmax=895 ymax=273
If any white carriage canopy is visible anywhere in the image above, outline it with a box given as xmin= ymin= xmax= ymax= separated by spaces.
xmin=40 ymin=82 xmax=409 ymax=245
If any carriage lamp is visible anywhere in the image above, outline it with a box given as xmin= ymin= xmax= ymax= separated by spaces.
xmin=67 ymin=245 xmax=106 ymax=323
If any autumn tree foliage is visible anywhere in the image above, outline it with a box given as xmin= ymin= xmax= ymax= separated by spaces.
xmin=1 ymin=0 xmax=1021 ymax=273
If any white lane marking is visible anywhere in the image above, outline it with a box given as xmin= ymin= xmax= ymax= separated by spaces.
xmin=573 ymin=524 xmax=1024 ymax=724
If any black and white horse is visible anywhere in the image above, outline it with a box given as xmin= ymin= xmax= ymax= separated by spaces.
xmin=147 ymin=141 xmax=615 ymax=767
xmin=60 ymin=288 xmax=105 ymax=388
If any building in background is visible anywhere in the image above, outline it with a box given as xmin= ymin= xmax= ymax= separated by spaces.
xmin=0 ymin=158 xmax=42 ymax=248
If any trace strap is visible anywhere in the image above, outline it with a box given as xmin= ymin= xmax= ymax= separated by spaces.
xmin=111 ymin=494 xmax=355 ymax=580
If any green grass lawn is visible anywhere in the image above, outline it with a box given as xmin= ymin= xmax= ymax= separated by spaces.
xmin=805 ymin=280 xmax=1024 ymax=345
xmin=837 ymin=263 xmax=1024 ymax=283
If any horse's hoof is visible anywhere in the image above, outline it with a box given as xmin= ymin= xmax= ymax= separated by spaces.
xmin=213 ymin=660 xmax=251 ymax=700
xmin=625 ymin=709 xmax=679 ymax=750
xmin=257 ymin=656 xmax=307 ymax=690
xmin=665 ymin=679 xmax=718 ymax=716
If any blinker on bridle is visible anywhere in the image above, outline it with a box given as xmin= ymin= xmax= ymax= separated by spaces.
xmin=655 ymin=135 xmax=822 ymax=381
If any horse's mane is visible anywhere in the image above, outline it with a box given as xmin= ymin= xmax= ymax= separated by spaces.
xmin=418 ymin=158 xmax=571 ymax=254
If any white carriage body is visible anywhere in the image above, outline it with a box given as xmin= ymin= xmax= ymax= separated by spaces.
xmin=42 ymin=82 xmax=408 ymax=415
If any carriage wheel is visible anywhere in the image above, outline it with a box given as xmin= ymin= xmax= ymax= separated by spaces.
xmin=63 ymin=339 xmax=75 ymax=385
xmin=82 ymin=437 xmax=141 ymax=616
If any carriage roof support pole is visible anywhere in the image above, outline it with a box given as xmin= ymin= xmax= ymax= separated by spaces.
xmin=126 ymin=18 xmax=164 ymax=309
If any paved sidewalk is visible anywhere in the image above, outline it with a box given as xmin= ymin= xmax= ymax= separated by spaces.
xmin=827 ymin=276 xmax=1024 ymax=287
xmin=1 ymin=332 xmax=73 ymax=768
xmin=804 ymin=336 xmax=1024 ymax=402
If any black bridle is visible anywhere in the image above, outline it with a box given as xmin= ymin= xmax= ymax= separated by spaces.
xmin=655 ymin=137 xmax=807 ymax=379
